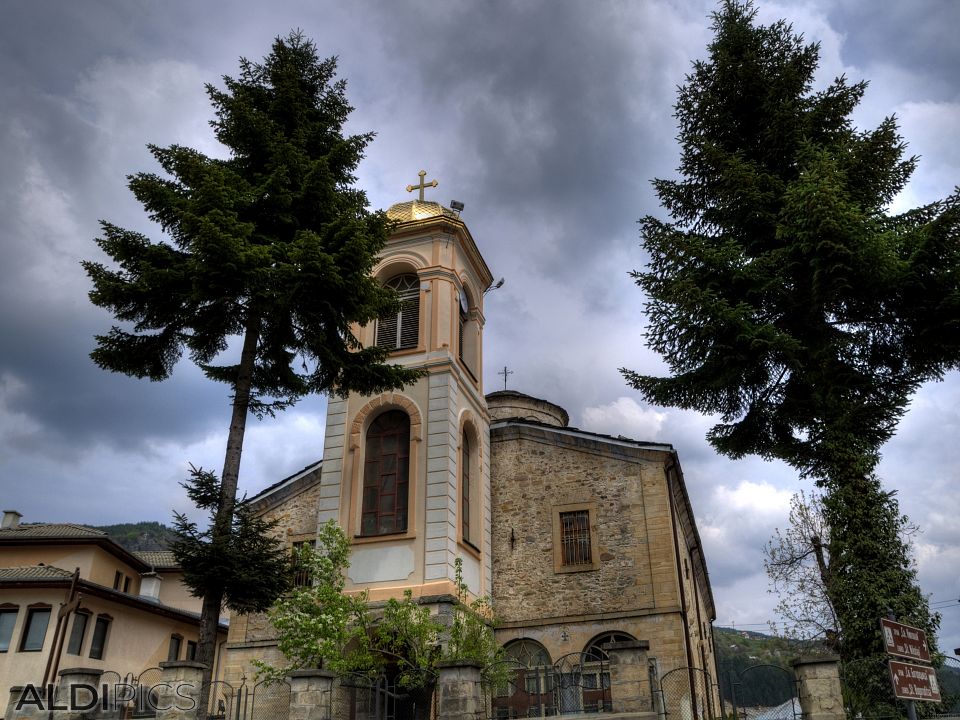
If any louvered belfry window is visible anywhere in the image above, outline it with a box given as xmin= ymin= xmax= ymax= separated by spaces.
xmin=377 ymin=274 xmax=420 ymax=350
xmin=559 ymin=510 xmax=592 ymax=566
xmin=362 ymin=410 xmax=410 ymax=536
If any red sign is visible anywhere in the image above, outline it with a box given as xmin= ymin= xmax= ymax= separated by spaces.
xmin=881 ymin=618 xmax=931 ymax=662
xmin=889 ymin=660 xmax=941 ymax=702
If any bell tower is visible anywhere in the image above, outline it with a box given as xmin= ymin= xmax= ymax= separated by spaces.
xmin=316 ymin=171 xmax=494 ymax=601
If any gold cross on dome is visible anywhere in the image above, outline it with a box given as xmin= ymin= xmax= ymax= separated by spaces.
xmin=406 ymin=170 xmax=438 ymax=201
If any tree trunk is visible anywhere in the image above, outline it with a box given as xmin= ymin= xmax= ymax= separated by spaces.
xmin=195 ymin=315 xmax=260 ymax=718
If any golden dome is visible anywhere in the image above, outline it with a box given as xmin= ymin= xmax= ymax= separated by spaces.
xmin=386 ymin=200 xmax=459 ymax=223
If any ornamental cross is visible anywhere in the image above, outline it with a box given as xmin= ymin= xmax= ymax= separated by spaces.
xmin=498 ymin=366 xmax=513 ymax=391
xmin=406 ymin=169 xmax=438 ymax=201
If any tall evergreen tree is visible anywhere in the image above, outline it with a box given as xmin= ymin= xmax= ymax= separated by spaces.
xmin=623 ymin=1 xmax=959 ymax=709
xmin=83 ymin=32 xmax=421 ymax=701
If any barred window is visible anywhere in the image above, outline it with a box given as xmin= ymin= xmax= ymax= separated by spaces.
xmin=291 ymin=540 xmax=314 ymax=587
xmin=376 ymin=275 xmax=420 ymax=350
xmin=559 ymin=510 xmax=592 ymax=566
xmin=552 ymin=503 xmax=599 ymax=573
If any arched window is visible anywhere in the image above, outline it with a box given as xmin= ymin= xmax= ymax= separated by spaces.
xmin=376 ymin=274 xmax=420 ymax=350
xmin=461 ymin=431 xmax=471 ymax=544
xmin=362 ymin=410 xmax=410 ymax=536
xmin=583 ymin=631 xmax=636 ymax=662
xmin=504 ymin=638 xmax=552 ymax=668
xmin=497 ymin=639 xmax=555 ymax=716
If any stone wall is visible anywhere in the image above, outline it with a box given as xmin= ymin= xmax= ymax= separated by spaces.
xmin=489 ymin=421 xmax=713 ymax=708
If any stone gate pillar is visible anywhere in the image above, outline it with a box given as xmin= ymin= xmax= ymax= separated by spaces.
xmin=604 ymin=640 xmax=651 ymax=713
xmin=436 ymin=660 xmax=483 ymax=720
xmin=54 ymin=667 xmax=104 ymax=720
xmin=793 ymin=656 xmax=844 ymax=720
xmin=155 ymin=661 xmax=206 ymax=720
xmin=288 ymin=669 xmax=335 ymax=720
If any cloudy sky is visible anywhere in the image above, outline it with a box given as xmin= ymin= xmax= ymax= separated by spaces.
xmin=2 ymin=0 xmax=958 ymax=656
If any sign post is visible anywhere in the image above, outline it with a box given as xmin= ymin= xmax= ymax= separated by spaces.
xmin=881 ymin=618 xmax=937 ymax=720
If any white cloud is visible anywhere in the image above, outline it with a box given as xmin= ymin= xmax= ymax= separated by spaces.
xmin=581 ymin=396 xmax=667 ymax=440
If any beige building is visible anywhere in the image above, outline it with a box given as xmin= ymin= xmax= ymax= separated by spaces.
xmin=0 ymin=512 xmax=227 ymax=702
xmin=221 ymin=186 xmax=720 ymax=716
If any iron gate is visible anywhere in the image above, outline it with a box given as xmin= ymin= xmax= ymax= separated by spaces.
xmin=730 ymin=664 xmax=798 ymax=720
xmin=487 ymin=652 xmax=611 ymax=717
xmin=201 ymin=678 xmax=292 ymax=720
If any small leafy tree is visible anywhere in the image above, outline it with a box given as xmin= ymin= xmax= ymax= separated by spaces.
xmin=445 ymin=558 xmax=503 ymax=669
xmin=259 ymin=528 xmax=505 ymax=692
xmin=254 ymin=521 xmax=378 ymax=681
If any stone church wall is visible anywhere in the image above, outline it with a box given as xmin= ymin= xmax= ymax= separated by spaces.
xmin=490 ymin=424 xmax=678 ymax=622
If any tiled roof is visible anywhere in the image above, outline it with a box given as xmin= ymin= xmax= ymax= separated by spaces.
xmin=134 ymin=551 xmax=179 ymax=569
xmin=0 ymin=565 xmax=74 ymax=581
xmin=0 ymin=523 xmax=106 ymax=539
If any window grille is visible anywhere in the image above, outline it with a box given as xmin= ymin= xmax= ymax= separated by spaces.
xmin=291 ymin=541 xmax=314 ymax=587
xmin=559 ymin=510 xmax=592 ymax=566
xmin=376 ymin=275 xmax=420 ymax=350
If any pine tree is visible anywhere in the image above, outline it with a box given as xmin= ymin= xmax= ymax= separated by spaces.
xmin=623 ymin=1 xmax=959 ymax=709
xmin=83 ymin=32 xmax=421 ymax=701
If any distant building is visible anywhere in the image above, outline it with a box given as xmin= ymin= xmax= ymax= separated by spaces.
xmin=0 ymin=511 xmax=227 ymax=700
xmin=221 ymin=186 xmax=721 ymax=716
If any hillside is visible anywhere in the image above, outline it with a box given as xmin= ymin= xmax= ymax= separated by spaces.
xmin=714 ymin=627 xmax=820 ymax=707
xmin=95 ymin=521 xmax=177 ymax=551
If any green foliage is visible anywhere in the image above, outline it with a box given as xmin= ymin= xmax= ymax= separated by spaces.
xmin=83 ymin=30 xmax=424 ymax=682
xmin=255 ymin=521 xmax=377 ymax=681
xmin=258 ymin=527 xmax=504 ymax=690
xmin=624 ymin=1 xmax=957 ymax=709
xmin=83 ymin=31 xmax=422 ymax=410
xmin=445 ymin=559 xmax=505 ymax=680
xmin=376 ymin=591 xmax=443 ymax=690
xmin=170 ymin=466 xmax=292 ymax=613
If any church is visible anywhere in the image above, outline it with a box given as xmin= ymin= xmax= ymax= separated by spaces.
xmin=220 ymin=175 xmax=721 ymax=717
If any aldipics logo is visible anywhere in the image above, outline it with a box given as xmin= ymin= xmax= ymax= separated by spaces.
xmin=15 ymin=683 xmax=198 ymax=713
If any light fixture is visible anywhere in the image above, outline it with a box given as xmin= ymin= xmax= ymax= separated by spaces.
xmin=450 ymin=200 xmax=465 ymax=212
xmin=484 ymin=278 xmax=505 ymax=295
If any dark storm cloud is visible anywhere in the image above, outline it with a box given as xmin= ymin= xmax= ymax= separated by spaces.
xmin=1 ymin=0 xmax=958 ymax=650
xmin=355 ymin=1 xmax=710 ymax=285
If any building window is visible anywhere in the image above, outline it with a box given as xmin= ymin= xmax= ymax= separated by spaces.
xmin=186 ymin=641 xmax=197 ymax=661
xmin=495 ymin=639 xmax=555 ymax=717
xmin=376 ymin=274 xmax=420 ymax=350
xmin=113 ymin=571 xmax=123 ymax=590
xmin=66 ymin=612 xmax=90 ymax=655
xmin=291 ymin=540 xmax=314 ymax=587
xmin=361 ymin=410 xmax=410 ymax=536
xmin=89 ymin=615 xmax=111 ymax=660
xmin=462 ymin=432 xmax=471 ymax=544
xmin=123 ymin=576 xmax=131 ymax=593
xmin=560 ymin=510 xmax=591 ymax=566
xmin=20 ymin=607 xmax=51 ymax=652
xmin=168 ymin=634 xmax=182 ymax=662
xmin=0 ymin=606 xmax=18 ymax=652
xmin=552 ymin=502 xmax=600 ymax=573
